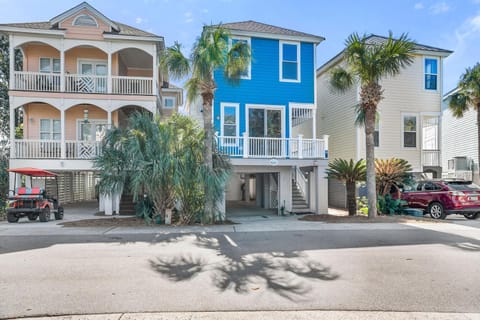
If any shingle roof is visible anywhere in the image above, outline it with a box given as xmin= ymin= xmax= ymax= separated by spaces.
xmin=366 ymin=35 xmax=453 ymax=54
xmin=0 ymin=20 xmax=160 ymax=38
xmin=220 ymin=20 xmax=324 ymax=42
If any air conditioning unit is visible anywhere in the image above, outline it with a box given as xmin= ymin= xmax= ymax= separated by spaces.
xmin=443 ymin=156 xmax=473 ymax=181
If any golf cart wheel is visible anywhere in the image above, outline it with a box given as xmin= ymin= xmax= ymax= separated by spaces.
xmin=55 ymin=206 xmax=64 ymax=220
xmin=39 ymin=207 xmax=51 ymax=222
xmin=428 ymin=202 xmax=446 ymax=220
xmin=7 ymin=212 xmax=19 ymax=223
xmin=464 ymin=212 xmax=479 ymax=220
xmin=28 ymin=213 xmax=38 ymax=221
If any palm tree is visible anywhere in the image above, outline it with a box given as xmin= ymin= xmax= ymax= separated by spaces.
xmin=375 ymin=158 xmax=412 ymax=197
xmin=329 ymin=32 xmax=415 ymax=218
xmin=160 ymin=25 xmax=251 ymax=222
xmin=326 ymin=158 xmax=366 ymax=216
xmin=449 ymin=63 xmax=480 ymax=169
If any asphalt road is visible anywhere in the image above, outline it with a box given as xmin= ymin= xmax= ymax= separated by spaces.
xmin=1 ymin=226 xmax=480 ymax=319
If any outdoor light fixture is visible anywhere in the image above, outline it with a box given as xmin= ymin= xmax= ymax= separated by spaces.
xmin=83 ymin=109 xmax=89 ymax=123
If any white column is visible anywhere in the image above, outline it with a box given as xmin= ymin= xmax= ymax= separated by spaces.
xmin=60 ymin=40 xmax=65 ymax=92
xmin=243 ymin=132 xmax=249 ymax=158
xmin=107 ymin=110 xmax=112 ymax=128
xmin=314 ymin=164 xmax=329 ymax=214
xmin=103 ymin=194 xmax=113 ymax=215
xmin=323 ymin=134 xmax=329 ymax=159
xmin=309 ymin=170 xmax=316 ymax=212
xmin=60 ymin=108 xmax=66 ymax=158
xmin=152 ymin=44 xmax=158 ymax=96
xmin=9 ymin=34 xmax=14 ymax=89
xmin=312 ymin=109 xmax=317 ymax=139
xmin=298 ymin=134 xmax=303 ymax=159
xmin=9 ymin=105 xmax=15 ymax=158
xmin=278 ymin=168 xmax=292 ymax=215
xmin=107 ymin=51 xmax=112 ymax=94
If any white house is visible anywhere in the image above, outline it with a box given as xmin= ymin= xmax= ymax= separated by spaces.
xmin=316 ymin=35 xmax=452 ymax=207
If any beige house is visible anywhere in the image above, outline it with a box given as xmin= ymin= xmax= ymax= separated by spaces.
xmin=316 ymin=35 xmax=452 ymax=207
xmin=1 ymin=2 xmax=182 ymax=212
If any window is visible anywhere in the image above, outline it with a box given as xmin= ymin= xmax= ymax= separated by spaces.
xmin=73 ymin=14 xmax=98 ymax=27
xmin=403 ymin=114 xmax=417 ymax=148
xmin=425 ymin=58 xmax=438 ymax=90
xmin=40 ymin=58 xmax=60 ymax=73
xmin=280 ymin=41 xmax=300 ymax=82
xmin=40 ymin=119 xmax=61 ymax=140
xmin=221 ymin=103 xmax=239 ymax=142
xmin=374 ymin=115 xmax=380 ymax=147
xmin=230 ymin=37 xmax=251 ymax=79
xmin=163 ymin=97 xmax=175 ymax=108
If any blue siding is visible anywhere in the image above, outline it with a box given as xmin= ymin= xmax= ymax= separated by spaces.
xmin=214 ymin=38 xmax=315 ymax=139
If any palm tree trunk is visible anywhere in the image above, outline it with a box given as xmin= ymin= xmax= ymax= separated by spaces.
xmin=202 ymin=91 xmax=214 ymax=223
xmin=365 ymin=107 xmax=377 ymax=218
xmin=346 ymin=181 xmax=357 ymax=216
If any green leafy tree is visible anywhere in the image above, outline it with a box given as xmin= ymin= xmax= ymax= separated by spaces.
xmin=329 ymin=32 xmax=415 ymax=218
xmin=160 ymin=25 xmax=250 ymax=222
xmin=326 ymin=158 xmax=366 ymax=216
xmin=449 ymin=63 xmax=480 ymax=169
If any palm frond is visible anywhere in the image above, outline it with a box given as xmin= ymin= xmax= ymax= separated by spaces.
xmin=325 ymin=158 xmax=366 ymax=183
xmin=449 ymin=92 xmax=470 ymax=118
xmin=330 ymin=67 xmax=354 ymax=93
xmin=224 ymin=40 xmax=251 ymax=84
xmin=159 ymin=41 xmax=190 ymax=81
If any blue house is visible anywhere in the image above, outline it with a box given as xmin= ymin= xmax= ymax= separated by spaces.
xmin=192 ymin=21 xmax=330 ymax=215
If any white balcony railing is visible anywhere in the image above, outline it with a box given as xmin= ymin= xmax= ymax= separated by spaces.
xmin=112 ymin=76 xmax=152 ymax=95
xmin=12 ymin=140 xmax=101 ymax=160
xmin=13 ymin=71 xmax=61 ymax=92
xmin=216 ymin=135 xmax=328 ymax=159
xmin=12 ymin=71 xmax=154 ymax=95
xmin=422 ymin=149 xmax=441 ymax=166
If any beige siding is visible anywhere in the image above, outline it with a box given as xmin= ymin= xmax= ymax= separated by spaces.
xmin=316 ymin=65 xmax=357 ymax=161
xmin=442 ymin=106 xmax=479 ymax=178
xmin=291 ymin=118 xmax=314 ymax=139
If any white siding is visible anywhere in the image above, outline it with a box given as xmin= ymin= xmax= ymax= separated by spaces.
xmin=442 ymin=103 xmax=479 ymax=181
xmin=316 ymin=66 xmax=358 ymax=161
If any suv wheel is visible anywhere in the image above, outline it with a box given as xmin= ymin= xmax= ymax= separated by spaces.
xmin=55 ymin=206 xmax=64 ymax=220
xmin=7 ymin=212 xmax=19 ymax=223
xmin=28 ymin=213 xmax=38 ymax=221
xmin=428 ymin=202 xmax=446 ymax=219
xmin=39 ymin=207 xmax=51 ymax=222
xmin=464 ymin=212 xmax=479 ymax=220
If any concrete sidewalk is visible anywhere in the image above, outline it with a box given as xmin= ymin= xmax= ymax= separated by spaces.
xmin=17 ymin=311 xmax=480 ymax=320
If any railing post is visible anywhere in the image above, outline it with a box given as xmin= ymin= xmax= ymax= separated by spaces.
xmin=243 ymin=132 xmax=249 ymax=158
xmin=322 ymin=134 xmax=329 ymax=159
xmin=9 ymin=34 xmax=14 ymax=90
xmin=298 ymin=134 xmax=303 ymax=159
xmin=60 ymin=41 xmax=65 ymax=92
xmin=107 ymin=51 xmax=112 ymax=94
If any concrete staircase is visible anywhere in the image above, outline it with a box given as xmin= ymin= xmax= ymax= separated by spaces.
xmin=292 ymin=180 xmax=311 ymax=214
xmin=120 ymin=194 xmax=136 ymax=215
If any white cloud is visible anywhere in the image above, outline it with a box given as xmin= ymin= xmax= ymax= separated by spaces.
xmin=202 ymin=8 xmax=209 ymax=14
xmin=430 ymin=1 xmax=450 ymax=14
xmin=184 ymin=11 xmax=193 ymax=23
xmin=136 ymin=17 xmax=144 ymax=24
xmin=414 ymin=2 xmax=424 ymax=9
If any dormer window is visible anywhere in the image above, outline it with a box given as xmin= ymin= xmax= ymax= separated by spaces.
xmin=73 ymin=14 xmax=98 ymax=27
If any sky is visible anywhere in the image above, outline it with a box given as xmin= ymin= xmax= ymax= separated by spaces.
xmin=0 ymin=0 xmax=479 ymax=93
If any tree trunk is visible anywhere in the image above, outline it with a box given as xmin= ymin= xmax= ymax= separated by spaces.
xmin=346 ymin=181 xmax=357 ymax=216
xmin=365 ymin=107 xmax=377 ymax=218
xmin=202 ymin=91 xmax=214 ymax=223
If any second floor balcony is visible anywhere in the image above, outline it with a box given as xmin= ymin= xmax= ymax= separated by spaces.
xmin=12 ymin=71 xmax=154 ymax=95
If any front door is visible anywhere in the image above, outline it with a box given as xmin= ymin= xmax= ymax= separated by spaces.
xmin=248 ymin=107 xmax=283 ymax=157
xmin=79 ymin=61 xmax=107 ymax=93
xmin=78 ymin=120 xmax=107 ymax=158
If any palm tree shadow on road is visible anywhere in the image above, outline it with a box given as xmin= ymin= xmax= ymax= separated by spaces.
xmin=149 ymin=234 xmax=339 ymax=301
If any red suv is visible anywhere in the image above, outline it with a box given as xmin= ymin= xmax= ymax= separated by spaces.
xmin=401 ymin=180 xmax=480 ymax=220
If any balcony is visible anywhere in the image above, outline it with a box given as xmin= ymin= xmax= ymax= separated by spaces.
xmin=216 ymin=135 xmax=329 ymax=159
xmin=422 ymin=149 xmax=441 ymax=167
xmin=13 ymin=71 xmax=153 ymax=95
xmin=13 ymin=140 xmax=102 ymax=160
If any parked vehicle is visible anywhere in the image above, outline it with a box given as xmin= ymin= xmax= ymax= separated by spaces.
xmin=401 ymin=180 xmax=480 ymax=220
xmin=6 ymin=167 xmax=64 ymax=223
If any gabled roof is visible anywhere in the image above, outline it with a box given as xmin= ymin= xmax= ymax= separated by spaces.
xmin=219 ymin=20 xmax=324 ymax=43
xmin=317 ymin=34 xmax=453 ymax=75
xmin=0 ymin=2 xmax=161 ymax=39
xmin=49 ymin=1 xmax=119 ymax=32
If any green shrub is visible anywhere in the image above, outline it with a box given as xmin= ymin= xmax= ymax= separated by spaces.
xmin=135 ymin=196 xmax=157 ymax=224
xmin=356 ymin=196 xmax=368 ymax=216
xmin=377 ymin=194 xmax=407 ymax=215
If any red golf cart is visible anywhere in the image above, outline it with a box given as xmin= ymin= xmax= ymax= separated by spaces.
xmin=7 ymin=167 xmax=64 ymax=223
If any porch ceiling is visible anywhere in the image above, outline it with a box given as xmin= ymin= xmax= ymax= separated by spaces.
xmin=119 ymin=48 xmax=152 ymax=69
